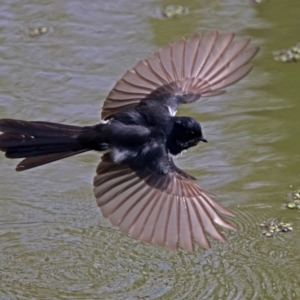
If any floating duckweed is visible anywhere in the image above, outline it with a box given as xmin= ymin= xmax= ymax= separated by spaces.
xmin=263 ymin=231 xmax=274 ymax=237
xmin=40 ymin=27 xmax=48 ymax=34
xmin=287 ymin=203 xmax=296 ymax=209
xmin=273 ymin=43 xmax=300 ymax=62
xmin=278 ymin=222 xmax=293 ymax=232
xmin=286 ymin=189 xmax=300 ymax=209
xmin=260 ymin=219 xmax=293 ymax=237
xmin=28 ymin=26 xmax=49 ymax=37
xmin=294 ymin=54 xmax=300 ymax=60
xmin=162 ymin=5 xmax=189 ymax=18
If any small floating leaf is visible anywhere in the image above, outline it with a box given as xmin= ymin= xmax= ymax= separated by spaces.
xmin=28 ymin=26 xmax=49 ymax=37
xmin=162 ymin=5 xmax=189 ymax=18
xmin=287 ymin=203 xmax=296 ymax=208
xmin=265 ymin=232 xmax=274 ymax=237
xmin=273 ymin=42 xmax=300 ymax=62
xmin=260 ymin=219 xmax=293 ymax=237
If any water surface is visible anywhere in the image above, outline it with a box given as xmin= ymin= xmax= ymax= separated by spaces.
xmin=1 ymin=0 xmax=300 ymax=299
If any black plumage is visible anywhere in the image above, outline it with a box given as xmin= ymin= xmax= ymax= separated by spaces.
xmin=0 ymin=31 xmax=259 ymax=251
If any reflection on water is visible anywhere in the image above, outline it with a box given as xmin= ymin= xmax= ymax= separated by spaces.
xmin=1 ymin=0 xmax=300 ymax=299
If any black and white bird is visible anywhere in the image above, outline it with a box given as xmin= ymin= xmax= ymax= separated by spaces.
xmin=0 ymin=31 xmax=259 ymax=251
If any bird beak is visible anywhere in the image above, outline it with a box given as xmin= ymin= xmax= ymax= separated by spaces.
xmin=200 ymin=137 xmax=207 ymax=143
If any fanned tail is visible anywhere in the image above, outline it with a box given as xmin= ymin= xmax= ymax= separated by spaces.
xmin=0 ymin=119 xmax=89 ymax=171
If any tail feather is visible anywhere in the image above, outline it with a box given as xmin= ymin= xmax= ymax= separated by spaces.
xmin=0 ymin=119 xmax=90 ymax=171
xmin=0 ymin=119 xmax=83 ymax=137
xmin=1 ymin=135 xmax=83 ymax=158
xmin=15 ymin=150 xmax=88 ymax=171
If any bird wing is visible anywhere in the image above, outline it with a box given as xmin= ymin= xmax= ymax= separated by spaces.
xmin=101 ymin=30 xmax=259 ymax=119
xmin=94 ymin=153 xmax=235 ymax=252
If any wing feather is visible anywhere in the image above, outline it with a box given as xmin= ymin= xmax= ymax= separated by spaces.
xmin=94 ymin=154 xmax=236 ymax=251
xmin=141 ymin=192 xmax=165 ymax=243
xmin=102 ymin=30 xmax=259 ymax=119
xmin=128 ymin=189 xmax=160 ymax=240
xmin=152 ymin=193 xmax=172 ymax=247
xmin=178 ymin=197 xmax=194 ymax=252
xmin=165 ymin=195 xmax=180 ymax=251
xmin=184 ymin=33 xmax=201 ymax=78
xmin=187 ymin=199 xmax=210 ymax=249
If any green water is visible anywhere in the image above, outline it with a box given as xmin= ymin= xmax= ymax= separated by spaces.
xmin=0 ymin=0 xmax=300 ymax=299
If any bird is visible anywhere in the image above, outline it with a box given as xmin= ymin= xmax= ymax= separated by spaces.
xmin=0 ymin=30 xmax=259 ymax=252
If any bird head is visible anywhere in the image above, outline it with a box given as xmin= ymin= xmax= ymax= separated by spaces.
xmin=168 ymin=116 xmax=207 ymax=155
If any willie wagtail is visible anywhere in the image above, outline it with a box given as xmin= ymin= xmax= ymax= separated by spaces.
xmin=0 ymin=31 xmax=259 ymax=251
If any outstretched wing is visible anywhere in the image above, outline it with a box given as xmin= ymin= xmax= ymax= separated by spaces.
xmin=94 ymin=153 xmax=235 ymax=252
xmin=101 ymin=30 xmax=259 ymax=119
